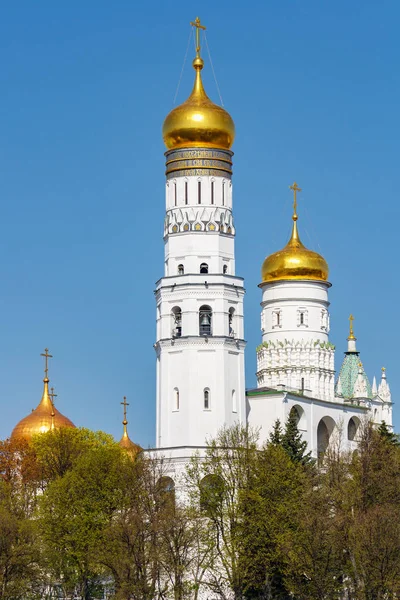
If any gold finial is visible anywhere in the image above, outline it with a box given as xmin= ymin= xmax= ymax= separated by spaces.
xmin=289 ymin=182 xmax=302 ymax=221
xmin=358 ymin=361 xmax=363 ymax=368
xmin=121 ymin=396 xmax=129 ymax=426
xmin=382 ymin=366 xmax=386 ymax=372
xmin=190 ymin=16 xmax=206 ymax=58
xmin=348 ymin=314 xmax=356 ymax=340
xmin=40 ymin=348 xmax=53 ymax=379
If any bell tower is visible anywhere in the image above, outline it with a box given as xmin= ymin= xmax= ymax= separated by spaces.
xmin=154 ymin=18 xmax=246 ymax=448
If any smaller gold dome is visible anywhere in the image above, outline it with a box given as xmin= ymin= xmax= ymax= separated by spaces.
xmin=119 ymin=424 xmax=141 ymax=459
xmin=11 ymin=377 xmax=75 ymax=441
xmin=261 ymin=217 xmax=329 ymax=283
xmin=162 ymin=56 xmax=235 ymax=151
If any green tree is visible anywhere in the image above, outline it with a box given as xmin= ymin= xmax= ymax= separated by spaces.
xmin=281 ymin=409 xmax=313 ymax=466
xmin=0 ymin=480 xmax=41 ymax=600
xmin=268 ymin=420 xmax=283 ymax=446
xmin=38 ymin=442 xmax=127 ymax=599
xmin=377 ymin=421 xmax=400 ymax=447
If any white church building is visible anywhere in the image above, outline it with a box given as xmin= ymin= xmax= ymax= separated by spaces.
xmin=153 ymin=18 xmax=392 ymax=462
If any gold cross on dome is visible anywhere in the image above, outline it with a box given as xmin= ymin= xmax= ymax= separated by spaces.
xmin=289 ymin=182 xmax=302 ymax=218
xmin=190 ymin=16 xmax=206 ymax=57
xmin=40 ymin=348 xmax=53 ymax=377
xmin=121 ymin=396 xmax=129 ymax=423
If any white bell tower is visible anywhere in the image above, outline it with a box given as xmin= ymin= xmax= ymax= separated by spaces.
xmin=154 ymin=19 xmax=246 ymax=449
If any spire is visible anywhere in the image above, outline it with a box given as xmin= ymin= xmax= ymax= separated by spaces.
xmin=372 ymin=376 xmax=377 ymax=396
xmin=347 ymin=314 xmax=357 ymax=353
xmin=353 ymin=361 xmax=368 ymax=399
xmin=378 ymin=367 xmax=392 ymax=403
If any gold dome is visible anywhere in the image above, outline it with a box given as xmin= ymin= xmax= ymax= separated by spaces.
xmin=162 ymin=55 xmax=235 ymax=150
xmin=261 ymin=185 xmax=329 ymax=283
xmin=119 ymin=425 xmax=141 ymax=459
xmin=11 ymin=377 xmax=75 ymax=442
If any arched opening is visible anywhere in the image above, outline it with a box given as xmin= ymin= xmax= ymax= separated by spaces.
xmin=199 ymin=305 xmax=212 ymax=336
xmin=228 ymin=307 xmax=235 ymax=337
xmin=348 ymin=416 xmax=360 ymax=441
xmin=198 ymin=179 xmax=201 ymax=204
xmin=204 ymin=388 xmax=210 ymax=410
xmin=184 ymin=179 xmax=188 ymax=205
xmin=211 ymin=179 xmax=215 ymax=205
xmin=171 ymin=306 xmax=182 ymax=338
xmin=174 ymin=180 xmax=177 ymax=206
xmin=232 ymin=389 xmax=237 ymax=413
xmin=222 ymin=179 xmax=225 ymax=206
xmin=173 ymin=388 xmax=180 ymax=411
xmin=200 ymin=263 xmax=209 ymax=274
xmin=223 ymin=264 xmax=228 ymax=274
xmin=158 ymin=476 xmax=175 ymax=510
xmin=177 ymin=264 xmax=184 ymax=275
xmin=290 ymin=405 xmax=307 ymax=431
xmin=200 ymin=474 xmax=224 ymax=514
xmin=317 ymin=416 xmax=336 ymax=463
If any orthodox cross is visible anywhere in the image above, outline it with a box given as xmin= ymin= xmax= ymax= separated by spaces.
xmin=40 ymin=348 xmax=53 ymax=378
xmin=121 ymin=396 xmax=129 ymax=424
xmin=289 ymin=182 xmax=302 ymax=218
xmin=349 ymin=314 xmax=355 ymax=339
xmin=190 ymin=16 xmax=206 ymax=57
xmin=50 ymin=387 xmax=57 ymax=406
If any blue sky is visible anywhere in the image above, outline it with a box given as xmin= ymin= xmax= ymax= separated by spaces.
xmin=1 ymin=0 xmax=399 ymax=445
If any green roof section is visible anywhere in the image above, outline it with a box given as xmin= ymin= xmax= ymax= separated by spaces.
xmin=335 ymin=352 xmax=372 ymax=400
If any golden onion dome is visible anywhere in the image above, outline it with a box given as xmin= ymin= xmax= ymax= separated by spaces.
xmin=162 ymin=55 xmax=235 ymax=151
xmin=11 ymin=377 xmax=75 ymax=441
xmin=261 ymin=185 xmax=329 ymax=283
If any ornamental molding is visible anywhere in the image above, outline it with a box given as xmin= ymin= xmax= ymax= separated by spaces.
xmin=164 ymin=207 xmax=235 ymax=237
xmin=154 ymin=336 xmax=246 ymax=351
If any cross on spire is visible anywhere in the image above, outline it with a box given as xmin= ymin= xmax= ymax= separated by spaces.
xmin=349 ymin=314 xmax=355 ymax=340
xmin=121 ymin=396 xmax=129 ymax=425
xmin=289 ymin=182 xmax=302 ymax=220
xmin=40 ymin=348 xmax=53 ymax=378
xmin=190 ymin=16 xmax=206 ymax=58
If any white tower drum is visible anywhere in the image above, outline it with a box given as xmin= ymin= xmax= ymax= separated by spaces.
xmin=154 ymin=25 xmax=246 ymax=449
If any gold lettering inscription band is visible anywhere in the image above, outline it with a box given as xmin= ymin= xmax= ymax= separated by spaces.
xmin=165 ymin=147 xmax=233 ymax=179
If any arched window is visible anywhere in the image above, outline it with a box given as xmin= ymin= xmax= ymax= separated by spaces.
xmin=158 ymin=476 xmax=175 ymax=510
xmin=348 ymin=417 xmax=360 ymax=441
xmin=200 ymin=263 xmax=209 ymax=274
xmin=200 ymin=474 xmax=224 ymax=515
xmin=211 ymin=179 xmax=215 ymax=205
xmin=317 ymin=417 xmax=336 ymax=464
xmin=173 ymin=388 xmax=180 ymax=411
xmin=171 ymin=307 xmax=182 ymax=338
xmin=300 ymin=312 xmax=304 ymax=325
xmin=223 ymin=264 xmax=228 ymax=274
xmin=222 ymin=180 xmax=225 ymax=206
xmin=199 ymin=305 xmax=212 ymax=336
xmin=198 ymin=180 xmax=201 ymax=204
xmin=290 ymin=405 xmax=306 ymax=431
xmin=232 ymin=389 xmax=237 ymax=413
xmin=203 ymin=388 xmax=210 ymax=410
xmin=174 ymin=180 xmax=177 ymax=206
xmin=228 ymin=307 xmax=235 ymax=337
xmin=184 ymin=179 xmax=188 ymax=205
xmin=177 ymin=264 xmax=184 ymax=275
